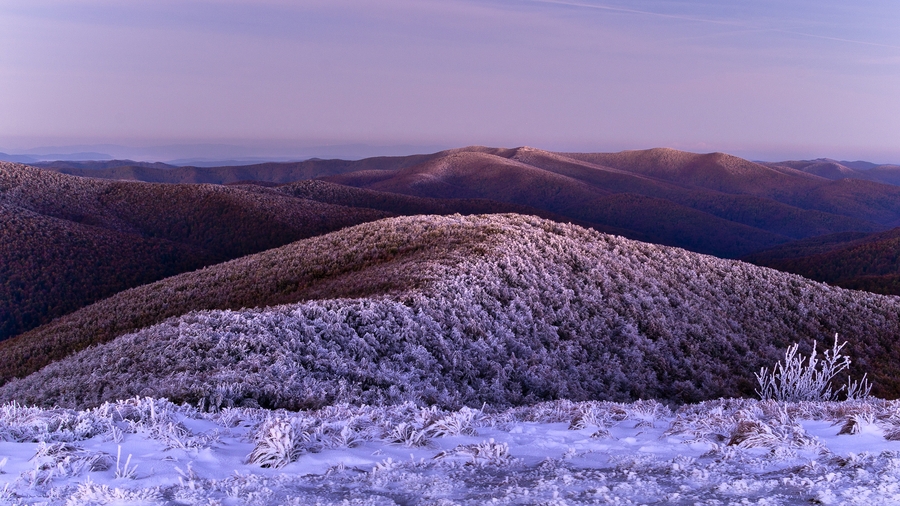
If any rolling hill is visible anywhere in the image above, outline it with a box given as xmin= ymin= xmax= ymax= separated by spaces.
xmin=766 ymin=159 xmax=900 ymax=187
xmin=0 ymin=162 xmax=397 ymax=340
xmin=0 ymin=163 xmax=583 ymax=342
xmin=2 ymin=214 xmax=900 ymax=410
xmin=37 ymin=147 xmax=900 ymax=260
xmin=324 ymin=147 xmax=896 ymax=256
xmin=36 ymin=153 xmax=439 ymax=184
xmin=564 ymin=148 xmax=822 ymax=197
xmin=12 ymin=146 xmax=900 ymax=347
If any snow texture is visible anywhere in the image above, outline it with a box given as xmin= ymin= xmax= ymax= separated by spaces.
xmin=3 ymin=397 xmax=900 ymax=504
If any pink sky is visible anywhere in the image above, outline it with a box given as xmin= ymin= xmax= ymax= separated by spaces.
xmin=1 ymin=0 xmax=898 ymax=162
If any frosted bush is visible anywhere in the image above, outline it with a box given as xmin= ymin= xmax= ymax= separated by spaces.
xmin=422 ymin=407 xmax=479 ymax=438
xmin=247 ymin=419 xmax=304 ymax=469
xmin=626 ymin=399 xmax=670 ymax=429
xmin=65 ymin=479 xmax=163 ymax=506
xmin=0 ymin=403 xmax=102 ymax=443
xmin=385 ymin=422 xmax=429 ymax=448
xmin=434 ymin=438 xmax=511 ymax=465
xmin=726 ymin=418 xmax=821 ymax=450
xmin=26 ymin=442 xmax=112 ymax=485
xmin=756 ymin=336 xmax=872 ymax=402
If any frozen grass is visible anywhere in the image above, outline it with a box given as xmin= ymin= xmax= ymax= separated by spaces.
xmin=4 ymin=397 xmax=900 ymax=504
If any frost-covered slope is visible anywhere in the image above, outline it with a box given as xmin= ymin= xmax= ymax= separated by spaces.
xmin=3 ymin=214 xmax=900 ymax=409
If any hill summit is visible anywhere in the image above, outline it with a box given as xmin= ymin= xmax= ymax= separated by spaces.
xmin=3 ymin=214 xmax=899 ymax=410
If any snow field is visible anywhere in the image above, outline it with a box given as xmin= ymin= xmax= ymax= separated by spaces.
xmin=3 ymin=397 xmax=900 ymax=504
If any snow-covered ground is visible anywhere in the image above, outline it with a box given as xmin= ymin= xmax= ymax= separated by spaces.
xmin=3 ymin=397 xmax=900 ymax=505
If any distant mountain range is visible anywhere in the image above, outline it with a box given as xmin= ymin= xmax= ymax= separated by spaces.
xmin=37 ymin=147 xmax=900 ymax=258
xmin=0 ymin=142 xmax=451 ymax=166
xmin=6 ymin=146 xmax=900 ymax=346
xmin=763 ymin=159 xmax=900 ymax=186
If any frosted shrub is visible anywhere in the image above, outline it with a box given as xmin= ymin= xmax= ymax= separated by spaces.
xmin=756 ymin=336 xmax=872 ymax=402
xmin=385 ymin=422 xmax=429 ymax=447
xmin=65 ymin=480 xmax=163 ymax=505
xmin=247 ymin=419 xmax=304 ymax=469
xmin=626 ymin=399 xmax=670 ymax=429
xmin=422 ymin=407 xmax=479 ymax=438
xmin=28 ymin=442 xmax=112 ymax=483
xmin=434 ymin=438 xmax=511 ymax=465
xmin=726 ymin=418 xmax=820 ymax=450
xmin=333 ymin=424 xmax=363 ymax=448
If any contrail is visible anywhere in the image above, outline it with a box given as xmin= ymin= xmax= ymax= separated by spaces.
xmin=527 ymin=0 xmax=743 ymax=26
xmin=773 ymin=30 xmax=900 ymax=50
xmin=526 ymin=0 xmax=900 ymax=50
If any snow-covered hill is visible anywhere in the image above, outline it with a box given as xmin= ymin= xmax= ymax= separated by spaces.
xmin=4 ymin=214 xmax=900 ymax=409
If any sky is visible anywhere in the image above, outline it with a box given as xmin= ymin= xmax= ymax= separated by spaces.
xmin=1 ymin=0 xmax=898 ymax=162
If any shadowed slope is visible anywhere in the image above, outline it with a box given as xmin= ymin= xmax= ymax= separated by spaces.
xmin=0 ymin=162 xmax=391 ymax=340
xmin=275 ymin=180 xmax=584 ymax=225
xmin=745 ymin=228 xmax=900 ymax=295
xmin=789 ymin=179 xmax=900 ymax=227
xmin=272 ymin=179 xmax=658 ymax=241
xmin=3 ymin=214 xmax=900 ymax=409
xmin=325 ymin=150 xmax=794 ymax=258
xmin=0 ymin=201 xmax=218 ymax=340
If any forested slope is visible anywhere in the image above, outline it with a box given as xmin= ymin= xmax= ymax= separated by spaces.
xmin=746 ymin=228 xmax=900 ymax=295
xmin=0 ymin=162 xmax=391 ymax=340
xmin=3 ymin=214 xmax=900 ymax=410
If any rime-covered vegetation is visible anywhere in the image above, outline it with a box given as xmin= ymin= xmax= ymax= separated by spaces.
xmin=0 ymin=214 xmax=500 ymax=383
xmin=6 ymin=396 xmax=900 ymax=504
xmin=4 ymin=214 xmax=900 ymax=409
